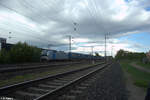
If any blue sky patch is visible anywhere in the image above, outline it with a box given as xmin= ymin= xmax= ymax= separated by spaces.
xmin=119 ymin=32 xmax=150 ymax=46
xmin=124 ymin=0 xmax=130 ymax=3
xmin=145 ymin=7 xmax=150 ymax=11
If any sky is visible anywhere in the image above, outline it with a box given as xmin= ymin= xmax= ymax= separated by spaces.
xmin=0 ymin=0 xmax=150 ymax=56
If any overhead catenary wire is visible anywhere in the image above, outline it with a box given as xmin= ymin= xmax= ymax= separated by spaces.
xmin=86 ymin=0 xmax=112 ymax=57
xmin=0 ymin=22 xmax=64 ymax=47
xmin=0 ymin=1 xmax=73 ymax=32
xmin=77 ymin=0 xmax=104 ymax=55
xmin=0 ymin=1 xmax=80 ymax=46
xmin=0 ymin=2 xmax=70 ymax=47
xmin=0 ymin=0 xmax=109 ymax=52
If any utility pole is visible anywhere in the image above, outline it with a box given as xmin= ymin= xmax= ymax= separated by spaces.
xmin=69 ymin=35 xmax=72 ymax=60
xmin=111 ymin=45 xmax=113 ymax=57
xmin=91 ymin=46 xmax=93 ymax=56
xmin=91 ymin=46 xmax=95 ymax=64
xmin=48 ymin=44 xmax=51 ymax=50
xmin=9 ymin=32 xmax=11 ymax=39
xmin=68 ymin=22 xmax=77 ymax=60
xmin=105 ymin=34 xmax=107 ymax=62
xmin=73 ymin=22 xmax=77 ymax=31
xmin=8 ymin=32 xmax=12 ymax=42
xmin=104 ymin=33 xmax=110 ymax=62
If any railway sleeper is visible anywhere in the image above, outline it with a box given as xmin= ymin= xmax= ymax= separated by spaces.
xmin=57 ymin=78 xmax=74 ymax=81
xmin=57 ymin=70 xmax=104 ymax=100
xmin=46 ymin=81 xmax=64 ymax=86
xmin=58 ymin=77 xmax=77 ymax=80
xmin=33 ymin=85 xmax=54 ymax=92
xmin=27 ymin=87 xmax=49 ymax=94
xmin=38 ymin=84 xmax=58 ymax=90
xmin=62 ymin=74 xmax=83 ymax=78
xmin=80 ymin=83 xmax=90 ymax=87
xmin=53 ymin=79 xmax=68 ymax=83
xmin=75 ymin=86 xmax=87 ymax=90
xmin=59 ymin=95 xmax=76 ymax=100
xmin=69 ymin=90 xmax=83 ymax=95
xmin=14 ymin=90 xmax=42 ymax=100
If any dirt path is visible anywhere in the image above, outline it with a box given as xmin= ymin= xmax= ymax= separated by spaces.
xmin=131 ymin=62 xmax=150 ymax=73
xmin=124 ymin=71 xmax=146 ymax=100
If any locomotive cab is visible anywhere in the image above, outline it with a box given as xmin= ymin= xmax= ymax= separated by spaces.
xmin=40 ymin=50 xmax=55 ymax=62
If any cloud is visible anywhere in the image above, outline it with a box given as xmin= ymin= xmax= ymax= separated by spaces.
xmin=0 ymin=0 xmax=150 ymax=55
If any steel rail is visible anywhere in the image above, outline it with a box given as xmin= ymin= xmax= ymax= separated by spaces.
xmin=0 ymin=62 xmax=107 ymax=100
xmin=35 ymin=62 xmax=111 ymax=100
xmin=0 ymin=62 xmax=104 ymax=93
xmin=0 ymin=62 xmax=85 ymax=73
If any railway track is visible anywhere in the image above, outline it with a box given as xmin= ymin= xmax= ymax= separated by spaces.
xmin=0 ymin=61 xmax=86 ymax=73
xmin=0 ymin=62 xmax=111 ymax=100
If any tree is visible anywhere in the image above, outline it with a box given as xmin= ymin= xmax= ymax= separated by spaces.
xmin=115 ymin=49 xmax=125 ymax=60
xmin=115 ymin=49 xmax=146 ymax=61
xmin=9 ymin=42 xmax=41 ymax=63
xmin=0 ymin=42 xmax=41 ymax=64
xmin=0 ymin=49 xmax=10 ymax=63
xmin=95 ymin=52 xmax=100 ymax=56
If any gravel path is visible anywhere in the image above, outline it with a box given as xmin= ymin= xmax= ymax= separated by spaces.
xmin=131 ymin=62 xmax=150 ymax=73
xmin=124 ymin=71 xmax=146 ymax=100
xmin=85 ymin=62 xmax=128 ymax=100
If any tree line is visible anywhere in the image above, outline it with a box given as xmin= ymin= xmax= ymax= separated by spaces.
xmin=115 ymin=49 xmax=146 ymax=61
xmin=0 ymin=42 xmax=41 ymax=64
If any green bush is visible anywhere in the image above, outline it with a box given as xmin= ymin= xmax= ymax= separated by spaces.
xmin=115 ymin=49 xmax=146 ymax=61
xmin=0 ymin=42 xmax=41 ymax=63
xmin=134 ymin=79 xmax=148 ymax=88
xmin=0 ymin=49 xmax=10 ymax=63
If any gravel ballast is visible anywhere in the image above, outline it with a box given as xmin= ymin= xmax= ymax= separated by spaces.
xmin=85 ymin=62 xmax=128 ymax=100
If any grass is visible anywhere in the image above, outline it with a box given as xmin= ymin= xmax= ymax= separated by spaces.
xmin=120 ymin=60 xmax=150 ymax=88
xmin=136 ymin=61 xmax=150 ymax=69
xmin=0 ymin=62 xmax=102 ymax=87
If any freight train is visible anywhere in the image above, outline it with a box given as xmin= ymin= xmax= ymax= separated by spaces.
xmin=40 ymin=49 xmax=102 ymax=61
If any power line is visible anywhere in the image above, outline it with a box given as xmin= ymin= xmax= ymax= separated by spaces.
xmin=0 ymin=26 xmax=67 ymax=47
xmin=0 ymin=15 xmax=67 ymax=47
xmin=0 ymin=3 xmax=52 ymax=36
xmin=0 ymin=3 xmax=36 ymax=22
xmin=0 ymin=1 xmax=80 ymax=48
xmin=0 ymin=0 xmax=108 ymax=51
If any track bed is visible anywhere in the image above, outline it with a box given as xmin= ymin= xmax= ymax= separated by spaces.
xmin=0 ymin=62 xmax=110 ymax=100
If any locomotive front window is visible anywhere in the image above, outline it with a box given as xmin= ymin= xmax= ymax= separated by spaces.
xmin=47 ymin=51 xmax=51 ymax=56
xmin=41 ymin=50 xmax=48 ymax=56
